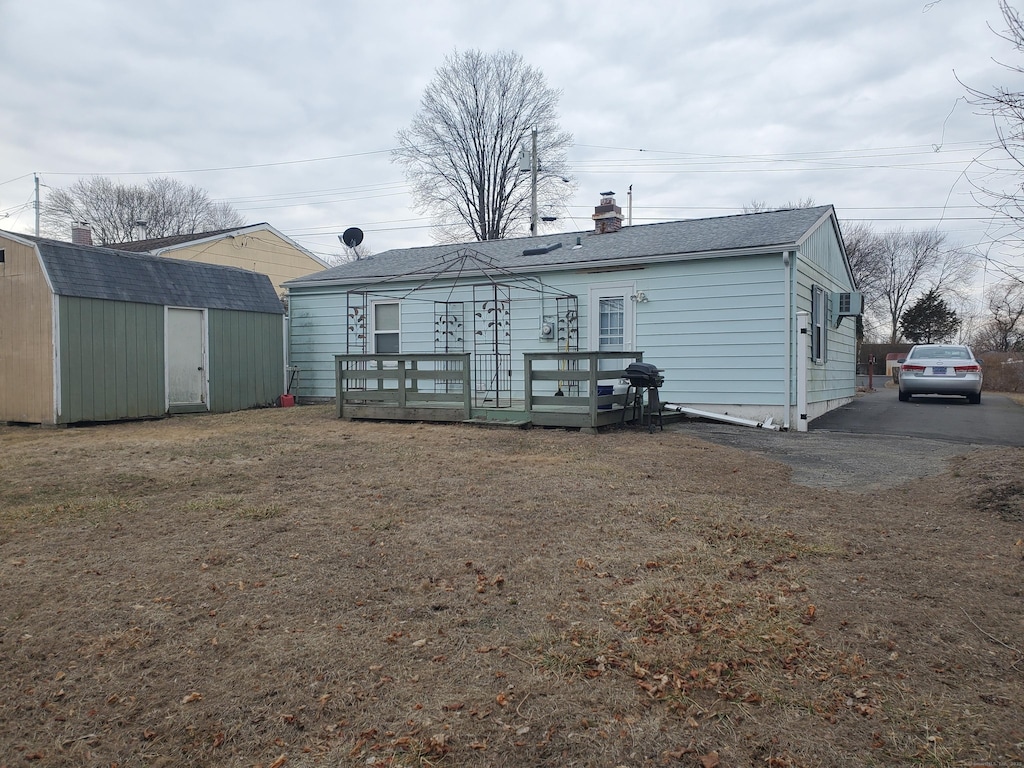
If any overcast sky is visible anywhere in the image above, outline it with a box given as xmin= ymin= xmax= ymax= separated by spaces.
xmin=2 ymin=0 xmax=1022 ymax=287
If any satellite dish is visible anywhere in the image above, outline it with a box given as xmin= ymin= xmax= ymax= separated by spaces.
xmin=340 ymin=227 xmax=364 ymax=248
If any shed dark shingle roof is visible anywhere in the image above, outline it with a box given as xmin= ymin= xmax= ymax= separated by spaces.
xmin=29 ymin=236 xmax=284 ymax=314
xmin=286 ymin=206 xmax=838 ymax=288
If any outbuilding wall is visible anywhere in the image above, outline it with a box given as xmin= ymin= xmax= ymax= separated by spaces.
xmin=207 ymin=309 xmax=285 ymax=412
xmin=0 ymin=236 xmax=56 ymax=423
xmin=56 ymin=296 xmax=165 ymax=424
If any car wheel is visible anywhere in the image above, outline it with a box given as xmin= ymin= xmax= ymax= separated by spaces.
xmin=898 ymin=389 xmax=910 ymax=402
xmin=967 ymin=392 xmax=981 ymax=405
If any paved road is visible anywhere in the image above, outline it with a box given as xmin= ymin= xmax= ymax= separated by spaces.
xmin=811 ymin=386 xmax=1024 ymax=447
xmin=667 ymin=386 xmax=1024 ymax=490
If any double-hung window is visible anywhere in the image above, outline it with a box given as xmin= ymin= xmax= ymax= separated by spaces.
xmin=372 ymin=301 xmax=400 ymax=354
xmin=811 ymin=285 xmax=827 ymax=363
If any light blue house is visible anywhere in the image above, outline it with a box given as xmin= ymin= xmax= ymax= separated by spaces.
xmin=284 ymin=199 xmax=860 ymax=430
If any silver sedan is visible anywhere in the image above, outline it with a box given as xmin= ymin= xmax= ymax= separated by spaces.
xmin=897 ymin=344 xmax=983 ymax=404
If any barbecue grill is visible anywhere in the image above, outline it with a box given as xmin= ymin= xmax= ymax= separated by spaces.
xmin=622 ymin=362 xmax=664 ymax=431
xmin=623 ymin=361 xmax=664 ymax=389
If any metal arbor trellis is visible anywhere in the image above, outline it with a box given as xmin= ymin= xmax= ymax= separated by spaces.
xmin=341 ymin=246 xmax=578 ymax=408
xmin=433 ymin=300 xmax=465 ymax=395
xmin=472 ymin=284 xmax=512 ymax=407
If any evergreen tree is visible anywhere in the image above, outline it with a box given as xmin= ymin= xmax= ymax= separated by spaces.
xmin=899 ymin=289 xmax=960 ymax=343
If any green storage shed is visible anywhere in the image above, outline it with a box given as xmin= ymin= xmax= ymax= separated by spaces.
xmin=0 ymin=230 xmax=285 ymax=425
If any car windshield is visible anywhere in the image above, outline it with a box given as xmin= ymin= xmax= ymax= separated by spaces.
xmin=908 ymin=346 xmax=971 ymax=360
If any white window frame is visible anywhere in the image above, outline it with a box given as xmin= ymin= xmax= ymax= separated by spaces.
xmin=587 ymin=282 xmax=636 ymax=353
xmin=811 ymin=285 xmax=827 ymax=363
xmin=371 ymin=300 xmax=401 ymax=354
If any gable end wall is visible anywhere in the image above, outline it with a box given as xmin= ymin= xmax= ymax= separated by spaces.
xmin=164 ymin=232 xmax=324 ymax=295
xmin=0 ymin=238 xmax=56 ymax=423
xmin=795 ymin=221 xmax=858 ymax=409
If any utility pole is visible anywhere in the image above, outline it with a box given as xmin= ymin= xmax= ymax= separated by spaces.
xmin=530 ymin=127 xmax=538 ymax=236
xmin=34 ymin=174 xmax=40 ymax=236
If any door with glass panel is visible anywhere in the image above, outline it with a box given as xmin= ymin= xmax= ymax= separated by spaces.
xmin=588 ymin=283 xmax=635 ymax=373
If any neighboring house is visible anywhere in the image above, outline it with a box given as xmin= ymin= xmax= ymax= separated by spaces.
xmin=100 ymin=223 xmax=328 ymax=296
xmin=284 ymin=199 xmax=860 ymax=429
xmin=0 ymin=230 xmax=285 ymax=426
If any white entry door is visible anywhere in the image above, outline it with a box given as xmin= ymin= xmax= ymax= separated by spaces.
xmin=166 ymin=308 xmax=207 ymax=406
xmin=588 ymin=283 xmax=635 ymax=358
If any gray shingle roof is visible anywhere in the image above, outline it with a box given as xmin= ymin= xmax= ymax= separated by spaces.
xmin=110 ymin=223 xmax=330 ymax=268
xmin=111 ymin=227 xmax=245 ymax=252
xmin=286 ymin=206 xmax=837 ymax=288
xmin=29 ymin=236 xmax=284 ymax=314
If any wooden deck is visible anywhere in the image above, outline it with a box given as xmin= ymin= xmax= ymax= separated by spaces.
xmin=335 ymin=351 xmax=649 ymax=430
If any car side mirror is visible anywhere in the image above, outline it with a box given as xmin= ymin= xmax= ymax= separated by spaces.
xmin=897 ymin=358 xmax=905 ymax=364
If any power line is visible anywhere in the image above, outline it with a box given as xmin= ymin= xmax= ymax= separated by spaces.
xmin=32 ymin=149 xmax=395 ymax=178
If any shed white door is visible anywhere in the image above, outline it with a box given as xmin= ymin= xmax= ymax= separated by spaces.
xmin=166 ymin=308 xmax=207 ymax=406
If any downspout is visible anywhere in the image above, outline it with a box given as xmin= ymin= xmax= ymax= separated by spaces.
xmin=782 ymin=252 xmax=791 ymax=431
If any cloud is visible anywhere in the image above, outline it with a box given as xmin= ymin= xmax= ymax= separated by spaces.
xmin=0 ymin=0 xmax=1018 ymax=285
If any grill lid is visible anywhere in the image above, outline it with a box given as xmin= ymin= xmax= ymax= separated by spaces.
xmin=624 ymin=361 xmax=664 ymax=387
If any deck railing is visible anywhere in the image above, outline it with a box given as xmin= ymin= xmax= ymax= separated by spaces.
xmin=525 ymin=351 xmax=644 ymax=428
xmin=335 ymin=353 xmax=472 ymax=421
xmin=335 ymin=350 xmax=646 ymax=428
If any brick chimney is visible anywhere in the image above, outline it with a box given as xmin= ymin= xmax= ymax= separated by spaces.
xmin=71 ymin=222 xmax=93 ymax=246
xmin=592 ymin=192 xmax=623 ymax=234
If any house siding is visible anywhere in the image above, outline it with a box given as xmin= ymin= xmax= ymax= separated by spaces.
xmin=157 ymin=229 xmax=324 ymax=295
xmin=631 ymin=255 xmax=786 ymax=406
xmin=0 ymin=237 xmax=55 ymax=423
xmin=288 ymin=252 xmax=791 ymax=414
xmin=284 ymin=205 xmax=858 ymax=425
xmin=795 ymin=219 xmax=858 ymax=414
xmin=288 ymin=291 xmax=350 ymax=397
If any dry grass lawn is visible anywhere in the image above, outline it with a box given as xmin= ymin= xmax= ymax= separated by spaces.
xmin=1 ymin=404 xmax=1022 ymax=767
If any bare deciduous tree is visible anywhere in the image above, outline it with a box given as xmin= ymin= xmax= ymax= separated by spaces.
xmin=840 ymin=220 xmax=886 ymax=323
xmin=42 ymin=177 xmax=244 ymax=244
xmin=742 ymin=197 xmax=816 ymax=213
xmin=324 ymin=242 xmax=373 ymax=266
xmin=393 ymin=49 xmax=574 ymax=242
xmin=876 ymin=228 xmax=975 ymax=343
xmin=961 ymin=0 xmax=1024 ymax=275
xmin=973 ymin=279 xmax=1024 ymax=351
